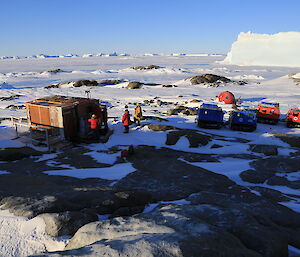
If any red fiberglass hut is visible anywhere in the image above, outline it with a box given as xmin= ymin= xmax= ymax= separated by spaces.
xmin=218 ymin=91 xmax=236 ymax=104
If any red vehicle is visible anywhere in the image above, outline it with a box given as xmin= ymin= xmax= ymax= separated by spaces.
xmin=286 ymin=108 xmax=300 ymax=127
xmin=256 ymin=102 xmax=280 ymax=124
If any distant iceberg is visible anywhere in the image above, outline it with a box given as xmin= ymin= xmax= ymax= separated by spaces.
xmin=0 ymin=82 xmax=15 ymax=89
xmin=222 ymin=31 xmax=300 ymax=67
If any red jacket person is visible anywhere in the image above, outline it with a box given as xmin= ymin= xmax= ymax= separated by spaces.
xmin=122 ymin=109 xmax=130 ymax=133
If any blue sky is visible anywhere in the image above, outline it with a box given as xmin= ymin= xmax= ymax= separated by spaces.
xmin=1 ymin=0 xmax=300 ymax=56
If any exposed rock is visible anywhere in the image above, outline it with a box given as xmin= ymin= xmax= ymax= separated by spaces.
xmin=0 ymin=195 xmax=60 ymax=218
xmin=98 ymin=79 xmax=123 ymax=85
xmin=37 ymin=211 xmax=98 ymax=237
xmin=190 ymin=99 xmax=201 ymax=103
xmin=0 ymin=147 xmax=43 ymax=161
xmin=44 ymin=188 xmax=300 ymax=257
xmin=240 ymin=169 xmax=271 ymax=184
xmin=147 ymin=124 xmax=179 ymax=131
xmin=132 ymin=65 xmax=161 ymax=70
xmin=0 ymin=189 xmax=152 ymax=218
xmin=166 ymin=106 xmax=198 ymax=116
xmin=44 ymin=81 xmax=72 ymax=89
xmin=61 ymin=206 xmax=262 ymax=257
xmin=111 ymin=205 xmax=145 ymax=218
xmin=187 ymin=190 xmax=300 ymax=256
xmin=44 ymin=84 xmax=60 ymax=89
xmin=126 ymin=81 xmax=143 ymax=89
xmin=240 ymin=156 xmax=300 ymax=188
xmin=249 ymin=144 xmax=278 ymax=156
xmin=251 ymin=156 xmax=300 ymax=173
xmin=47 ymin=69 xmax=61 ymax=73
xmin=0 ymin=94 xmax=22 ymax=101
xmin=166 ymin=130 xmax=211 ymax=147
xmin=249 ymin=186 xmax=292 ymax=202
xmin=188 ymin=74 xmax=230 ymax=85
xmin=117 ymin=146 xmax=233 ymax=201
xmin=5 ymin=104 xmax=26 ymax=109
xmin=162 ymin=84 xmax=177 ymax=88
xmin=73 ymin=80 xmax=98 ymax=87
xmin=272 ymin=133 xmax=300 ymax=148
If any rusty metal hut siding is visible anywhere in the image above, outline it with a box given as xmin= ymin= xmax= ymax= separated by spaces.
xmin=26 ymin=96 xmax=99 ymax=140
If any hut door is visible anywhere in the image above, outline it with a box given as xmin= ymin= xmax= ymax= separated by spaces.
xmin=63 ymin=108 xmax=77 ymax=140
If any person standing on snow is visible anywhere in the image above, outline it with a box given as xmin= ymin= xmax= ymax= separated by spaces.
xmin=122 ymin=109 xmax=131 ymax=133
xmin=88 ymin=114 xmax=99 ymax=139
xmin=134 ymin=103 xmax=143 ymax=126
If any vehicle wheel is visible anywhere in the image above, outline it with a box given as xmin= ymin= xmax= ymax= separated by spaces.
xmin=286 ymin=122 xmax=293 ymax=128
xmin=198 ymin=121 xmax=204 ymax=128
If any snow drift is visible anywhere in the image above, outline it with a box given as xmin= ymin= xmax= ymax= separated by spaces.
xmin=223 ymin=32 xmax=300 ymax=67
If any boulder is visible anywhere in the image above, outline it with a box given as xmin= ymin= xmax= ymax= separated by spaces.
xmin=0 ymin=189 xmax=152 ymax=218
xmin=47 ymin=69 xmax=61 ymax=73
xmin=166 ymin=106 xmax=198 ymax=116
xmin=98 ymin=79 xmax=123 ymax=85
xmin=0 ymin=147 xmax=43 ymax=161
xmin=147 ymin=124 xmax=179 ymax=131
xmin=132 ymin=65 xmax=161 ymax=70
xmin=0 ymin=94 xmax=22 ymax=101
xmin=73 ymin=80 xmax=98 ymax=87
xmin=240 ymin=169 xmax=271 ymax=184
xmin=166 ymin=130 xmax=211 ymax=147
xmin=61 ymin=207 xmax=262 ymax=257
xmin=126 ymin=81 xmax=143 ymax=89
xmin=162 ymin=84 xmax=176 ymax=88
xmin=37 ymin=211 xmax=98 ymax=237
xmin=188 ymin=74 xmax=230 ymax=85
xmin=249 ymin=144 xmax=278 ymax=156
xmin=6 ymin=104 xmax=25 ymax=109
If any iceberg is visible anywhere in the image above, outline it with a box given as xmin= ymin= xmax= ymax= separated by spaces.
xmin=223 ymin=31 xmax=300 ymax=67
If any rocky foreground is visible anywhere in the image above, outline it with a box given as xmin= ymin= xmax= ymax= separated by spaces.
xmin=0 ymin=125 xmax=299 ymax=257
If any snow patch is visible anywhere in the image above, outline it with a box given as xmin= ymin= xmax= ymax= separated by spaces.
xmin=44 ymin=162 xmax=136 ymax=180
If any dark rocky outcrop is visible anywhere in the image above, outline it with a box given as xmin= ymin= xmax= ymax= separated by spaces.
xmin=188 ymin=74 xmax=230 ymax=85
xmin=147 ymin=124 xmax=179 ymax=131
xmin=166 ymin=130 xmax=211 ymax=147
xmin=132 ymin=65 xmax=161 ymax=70
xmin=272 ymin=133 xmax=300 ymax=148
xmin=0 ymin=147 xmax=43 ymax=161
xmin=73 ymin=80 xmax=98 ymax=87
xmin=47 ymin=69 xmax=62 ymax=73
xmin=166 ymin=106 xmax=198 ymax=116
xmin=126 ymin=81 xmax=143 ymax=89
xmin=98 ymin=79 xmax=123 ymax=85
xmin=37 ymin=211 xmax=98 ymax=237
xmin=0 ymin=189 xmax=152 ymax=218
xmin=0 ymin=94 xmax=22 ymax=101
xmin=41 ymin=188 xmax=300 ymax=257
xmin=239 ymin=156 xmax=300 ymax=188
xmin=6 ymin=104 xmax=26 ymax=109
xmin=249 ymin=144 xmax=278 ymax=156
xmin=116 ymin=146 xmax=233 ymax=201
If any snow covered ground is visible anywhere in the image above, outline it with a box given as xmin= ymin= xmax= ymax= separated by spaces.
xmin=0 ymin=209 xmax=67 ymax=257
xmin=0 ymin=55 xmax=300 ymax=256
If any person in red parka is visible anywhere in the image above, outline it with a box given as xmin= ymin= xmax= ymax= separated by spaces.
xmin=122 ymin=109 xmax=131 ymax=133
xmin=88 ymin=114 xmax=99 ymax=139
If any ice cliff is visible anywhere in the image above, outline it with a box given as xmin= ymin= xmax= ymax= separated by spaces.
xmin=223 ymin=31 xmax=300 ymax=67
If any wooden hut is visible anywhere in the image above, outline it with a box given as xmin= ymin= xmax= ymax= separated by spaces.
xmin=25 ymin=95 xmax=100 ymax=141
